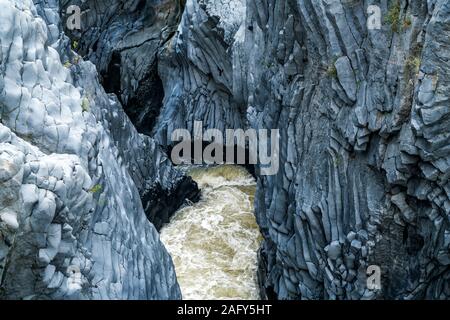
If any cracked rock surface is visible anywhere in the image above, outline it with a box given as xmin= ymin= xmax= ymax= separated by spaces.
xmin=149 ymin=0 xmax=450 ymax=299
xmin=60 ymin=0 xmax=186 ymax=136
xmin=0 ymin=0 xmax=184 ymax=299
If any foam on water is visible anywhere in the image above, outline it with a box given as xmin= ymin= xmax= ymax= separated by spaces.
xmin=160 ymin=165 xmax=262 ymax=300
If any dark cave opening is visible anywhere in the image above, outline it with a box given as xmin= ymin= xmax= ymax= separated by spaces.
xmin=125 ymin=60 xmax=165 ymax=136
xmin=102 ymin=51 xmax=122 ymax=95
xmin=101 ymin=53 xmax=165 ymax=137
xmin=163 ymin=140 xmax=257 ymax=178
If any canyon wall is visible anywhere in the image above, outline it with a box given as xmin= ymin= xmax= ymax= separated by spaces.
xmin=151 ymin=0 xmax=450 ymax=299
xmin=243 ymin=0 xmax=450 ymax=300
xmin=0 ymin=0 xmax=185 ymax=299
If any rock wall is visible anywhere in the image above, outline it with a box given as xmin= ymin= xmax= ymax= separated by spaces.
xmin=152 ymin=0 xmax=450 ymax=299
xmin=245 ymin=0 xmax=450 ymax=300
xmin=59 ymin=0 xmax=200 ymax=229
xmin=60 ymin=0 xmax=186 ymax=136
xmin=153 ymin=0 xmax=248 ymax=144
xmin=0 ymin=0 xmax=183 ymax=299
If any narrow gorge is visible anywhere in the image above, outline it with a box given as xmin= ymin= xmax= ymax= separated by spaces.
xmin=1 ymin=0 xmax=450 ymax=300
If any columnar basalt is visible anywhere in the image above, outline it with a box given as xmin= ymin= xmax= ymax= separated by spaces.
xmin=152 ymin=0 xmax=450 ymax=300
xmin=0 ymin=0 xmax=184 ymax=299
xmin=242 ymin=0 xmax=450 ymax=300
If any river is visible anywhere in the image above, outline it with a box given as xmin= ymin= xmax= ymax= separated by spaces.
xmin=160 ymin=165 xmax=262 ymax=300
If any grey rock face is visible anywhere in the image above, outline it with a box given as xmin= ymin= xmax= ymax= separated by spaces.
xmin=0 ymin=0 xmax=181 ymax=299
xmin=244 ymin=0 xmax=450 ymax=300
xmin=60 ymin=0 xmax=185 ymax=136
xmin=150 ymin=0 xmax=450 ymax=300
xmin=154 ymin=0 xmax=247 ymax=144
xmin=59 ymin=0 xmax=200 ymax=228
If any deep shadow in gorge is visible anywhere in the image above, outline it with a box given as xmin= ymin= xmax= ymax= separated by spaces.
xmin=101 ymin=51 xmax=122 ymax=97
xmin=164 ymin=141 xmax=257 ymax=178
xmin=125 ymin=60 xmax=165 ymax=136
xmin=102 ymin=54 xmax=166 ymax=137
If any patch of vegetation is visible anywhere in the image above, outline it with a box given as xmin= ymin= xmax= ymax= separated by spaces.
xmin=81 ymin=97 xmax=90 ymax=112
xmin=406 ymin=55 xmax=421 ymax=74
xmin=262 ymin=60 xmax=275 ymax=69
xmin=63 ymin=61 xmax=72 ymax=68
xmin=17 ymin=132 xmax=34 ymax=143
xmin=403 ymin=16 xmax=412 ymax=29
xmin=385 ymin=1 xmax=401 ymax=32
xmin=89 ymin=184 xmax=102 ymax=194
xmin=333 ymin=156 xmax=342 ymax=166
xmin=71 ymin=40 xmax=79 ymax=51
xmin=327 ymin=59 xmax=338 ymax=78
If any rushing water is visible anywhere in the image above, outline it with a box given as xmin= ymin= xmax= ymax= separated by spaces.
xmin=160 ymin=165 xmax=262 ymax=300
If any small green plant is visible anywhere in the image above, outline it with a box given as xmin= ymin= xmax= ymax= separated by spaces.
xmin=18 ymin=133 xmax=33 ymax=142
xmin=63 ymin=61 xmax=72 ymax=68
xmin=385 ymin=1 xmax=401 ymax=32
xmin=333 ymin=156 xmax=342 ymax=166
xmin=89 ymin=184 xmax=102 ymax=194
xmin=81 ymin=97 xmax=90 ymax=112
xmin=262 ymin=60 xmax=274 ymax=69
xmin=406 ymin=55 xmax=421 ymax=74
xmin=327 ymin=60 xmax=338 ymax=78
xmin=72 ymin=40 xmax=79 ymax=51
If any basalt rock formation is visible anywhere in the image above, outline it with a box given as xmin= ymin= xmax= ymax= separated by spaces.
xmin=150 ymin=0 xmax=450 ymax=300
xmin=59 ymin=0 xmax=200 ymax=229
xmin=247 ymin=0 xmax=450 ymax=300
xmin=1 ymin=0 xmax=450 ymax=300
xmin=60 ymin=0 xmax=186 ymax=136
xmin=0 ymin=0 xmax=189 ymax=299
